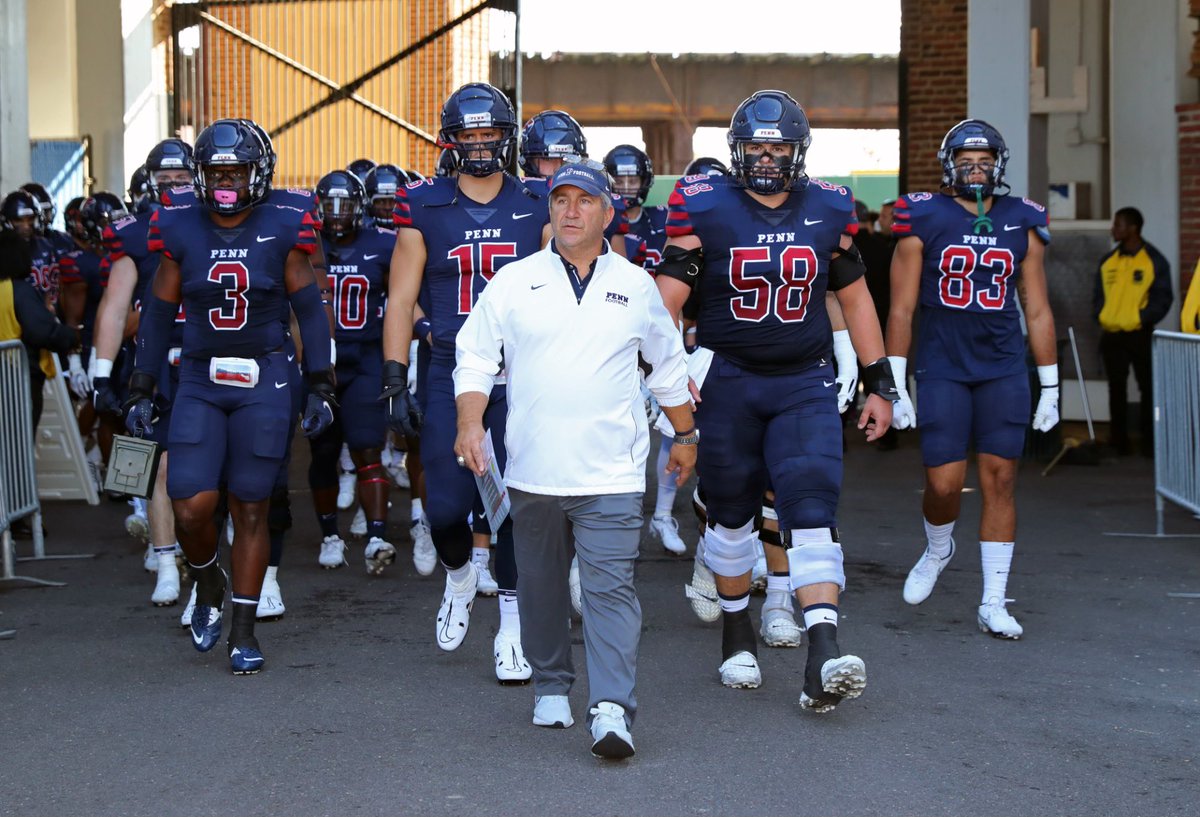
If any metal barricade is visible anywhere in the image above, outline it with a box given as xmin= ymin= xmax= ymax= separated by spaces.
xmin=0 ymin=340 xmax=64 ymax=591
xmin=1152 ymin=331 xmax=1200 ymax=534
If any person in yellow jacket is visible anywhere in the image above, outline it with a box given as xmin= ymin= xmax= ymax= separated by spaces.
xmin=1093 ymin=207 xmax=1173 ymax=456
xmin=0 ymin=229 xmax=78 ymax=429
xmin=1182 ymin=261 xmax=1200 ymax=335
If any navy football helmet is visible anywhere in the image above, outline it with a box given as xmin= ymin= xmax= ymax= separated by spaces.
xmin=364 ymin=164 xmax=404 ymax=227
xmin=238 ymin=120 xmax=276 ymax=189
xmin=727 ymin=90 xmax=811 ymax=195
xmin=684 ymin=156 xmax=729 ymax=177
xmin=127 ymin=166 xmax=153 ymax=213
xmin=439 ymin=83 xmax=518 ymax=177
xmin=80 ymin=192 xmax=129 ymax=245
xmin=603 ymin=145 xmax=653 ymax=209
xmin=20 ymin=182 xmax=54 ymax=233
xmin=938 ymin=119 xmax=1010 ymax=198
xmin=64 ymin=196 xmax=87 ymax=241
xmin=316 ymin=170 xmax=366 ymax=241
xmin=434 ymin=149 xmax=457 ymax=178
xmin=193 ymin=119 xmax=271 ymax=214
xmin=1 ymin=190 xmax=39 ymax=238
xmin=144 ymin=138 xmax=195 ymax=203
xmin=347 ymin=158 xmax=376 ymax=183
xmin=519 ymin=110 xmax=587 ymax=178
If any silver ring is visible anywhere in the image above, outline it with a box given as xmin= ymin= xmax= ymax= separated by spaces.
xmin=456 ymin=455 xmax=466 ymax=466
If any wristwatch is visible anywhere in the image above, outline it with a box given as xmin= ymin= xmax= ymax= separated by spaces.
xmin=673 ymin=427 xmax=700 ymax=446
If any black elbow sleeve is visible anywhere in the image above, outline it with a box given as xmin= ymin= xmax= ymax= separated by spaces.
xmin=656 ymin=245 xmax=704 ymax=289
xmin=829 ymin=242 xmax=866 ymax=291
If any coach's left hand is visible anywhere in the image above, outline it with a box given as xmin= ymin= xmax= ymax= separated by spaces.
xmin=454 ymin=420 xmax=487 ymax=477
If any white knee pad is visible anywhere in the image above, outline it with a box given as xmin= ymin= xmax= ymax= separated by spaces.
xmin=703 ymin=520 xmax=759 ymax=578
xmin=786 ymin=529 xmax=845 ymax=591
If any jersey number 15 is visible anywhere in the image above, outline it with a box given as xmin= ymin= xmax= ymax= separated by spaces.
xmin=448 ymin=242 xmax=517 ymax=315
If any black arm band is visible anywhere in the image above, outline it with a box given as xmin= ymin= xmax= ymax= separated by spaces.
xmin=862 ymin=357 xmax=899 ymax=401
xmin=382 ymin=359 xmax=407 ymax=389
xmin=307 ymin=367 xmax=337 ymax=402
xmin=828 ymin=241 xmax=866 ymax=291
xmin=655 ymin=245 xmax=704 ymax=290
xmin=128 ymin=370 xmax=157 ymax=399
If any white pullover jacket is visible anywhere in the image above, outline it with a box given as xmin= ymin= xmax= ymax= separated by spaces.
xmin=454 ymin=243 xmax=689 ymax=496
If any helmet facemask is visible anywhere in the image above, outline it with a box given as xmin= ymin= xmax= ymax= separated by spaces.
xmin=196 ymin=162 xmax=261 ymax=215
xmin=320 ymin=194 xmax=361 ymax=241
xmin=444 ymin=127 xmax=516 ymax=178
xmin=730 ymin=139 xmax=807 ymax=196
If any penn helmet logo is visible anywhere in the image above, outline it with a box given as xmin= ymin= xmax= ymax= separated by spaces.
xmin=752 ymin=128 xmax=783 ymax=140
xmin=463 ymin=112 xmax=492 ymax=126
xmin=160 ymin=158 xmax=184 ymax=168
xmin=210 ymin=152 xmax=238 ymax=161
xmin=964 ymin=136 xmax=989 ymax=146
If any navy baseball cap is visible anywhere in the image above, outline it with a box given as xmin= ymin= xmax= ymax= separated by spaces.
xmin=548 ymin=159 xmax=612 ymax=200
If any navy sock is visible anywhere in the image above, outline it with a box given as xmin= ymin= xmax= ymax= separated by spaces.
xmin=367 ymin=519 xmax=387 ymax=541
xmin=318 ymin=512 xmax=338 ymax=538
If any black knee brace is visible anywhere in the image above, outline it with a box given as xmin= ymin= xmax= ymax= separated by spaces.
xmin=307 ymin=428 xmax=341 ymax=490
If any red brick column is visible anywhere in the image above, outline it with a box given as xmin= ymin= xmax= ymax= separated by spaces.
xmin=1179 ymin=103 xmax=1200 ymax=299
xmin=899 ymin=0 xmax=968 ymax=194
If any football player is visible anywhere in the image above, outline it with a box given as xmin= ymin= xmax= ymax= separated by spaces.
xmin=656 ymin=90 xmax=894 ymax=712
xmin=382 ymin=82 xmax=549 ymax=682
xmin=22 ymin=182 xmax=75 ymax=255
xmin=126 ymin=119 xmax=333 ymax=675
xmin=2 ymin=190 xmax=59 ymax=309
xmin=886 ymin=119 xmax=1058 ymax=639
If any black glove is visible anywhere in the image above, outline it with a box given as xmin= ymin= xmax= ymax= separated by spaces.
xmin=121 ymin=371 xmax=157 ymax=436
xmin=379 ymin=359 xmax=422 ymax=437
xmin=93 ymin=376 xmax=123 ymax=416
xmin=301 ymin=369 xmax=338 ymax=438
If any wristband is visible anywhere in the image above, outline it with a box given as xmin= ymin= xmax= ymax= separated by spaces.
xmin=95 ymin=358 xmax=114 ymax=379
xmin=862 ymin=357 xmax=899 ymax=401
xmin=1036 ymin=364 xmax=1059 ymax=388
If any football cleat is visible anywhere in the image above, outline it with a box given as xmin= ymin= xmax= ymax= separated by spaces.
xmin=475 ymin=561 xmax=499 ymax=596
xmin=180 ymin=584 xmax=196 ymax=629
xmin=568 ymin=556 xmax=582 ymax=616
xmin=750 ymin=546 xmax=768 ymax=594
xmin=150 ymin=551 xmax=180 ymax=606
xmin=364 ymin=537 xmax=396 ymax=576
xmin=494 ymin=630 xmax=532 ymax=684
xmin=799 ymin=654 xmax=867 ymax=713
xmin=142 ymin=543 xmax=157 ymax=573
xmin=903 ymin=541 xmax=955 ymax=605
xmin=977 ymin=597 xmax=1023 ymax=639
xmin=385 ymin=448 xmax=410 ymax=489
xmin=349 ymin=506 xmax=367 ymax=537
xmin=435 ymin=563 xmax=477 ymax=652
xmin=719 ymin=650 xmax=762 ymax=689
xmin=760 ymin=601 xmax=804 ymax=648
xmin=318 ymin=535 xmax=348 ymax=569
xmin=190 ymin=588 xmax=225 ymax=653
xmin=336 ymin=470 xmax=356 ymax=510
xmin=127 ymin=500 xmax=150 ymax=547
xmin=533 ymin=695 xmax=573 ymax=728
xmin=410 ymin=518 xmax=436 ymax=576
xmin=589 ymin=702 xmax=635 ymax=760
xmin=684 ymin=544 xmax=720 ymax=623
xmin=256 ymin=568 xmax=285 ymax=620
xmin=649 ymin=515 xmax=687 ymax=555
xmin=228 ymin=640 xmax=265 ymax=675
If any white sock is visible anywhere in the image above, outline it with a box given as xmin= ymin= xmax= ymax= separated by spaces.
xmin=498 ymin=591 xmax=520 ymax=635
xmin=924 ymin=518 xmax=955 ymax=560
xmin=410 ymin=498 xmax=423 ymax=523
xmin=472 ymin=547 xmax=490 ymax=566
xmin=802 ymin=604 xmax=838 ymax=630
xmin=765 ymin=573 xmax=792 ymax=609
xmin=980 ymin=541 xmax=1014 ymax=603
xmin=718 ymin=591 xmax=749 ymax=614
xmin=446 ymin=561 xmax=474 ymax=590
xmin=338 ymin=444 xmax=353 ymax=472
xmin=654 ymin=437 xmax=677 ymax=517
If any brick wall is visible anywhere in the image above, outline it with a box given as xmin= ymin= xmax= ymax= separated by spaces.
xmin=899 ymin=0 xmax=968 ymax=194
xmin=1180 ymin=102 xmax=1200 ymax=297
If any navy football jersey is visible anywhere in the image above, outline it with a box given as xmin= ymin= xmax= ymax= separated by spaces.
xmin=666 ymin=174 xmax=858 ymax=373
xmin=147 ymin=203 xmax=317 ymax=360
xmin=165 ymin=186 xmax=323 ymax=227
xmin=394 ymin=175 xmax=547 ymax=364
xmin=325 ymin=227 xmax=393 ymax=344
xmin=892 ymin=192 xmax=1050 ymax=381
xmin=626 ymin=205 xmax=668 ymax=272
xmin=47 ymin=229 xmax=76 ymax=257
xmin=103 ymin=212 xmax=162 ymax=308
xmin=58 ymin=246 xmax=105 ymax=348
xmin=27 ymin=235 xmax=59 ymax=307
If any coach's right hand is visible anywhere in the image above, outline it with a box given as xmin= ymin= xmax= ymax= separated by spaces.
xmin=380 ymin=359 xmax=422 ymax=437
xmin=888 ymin=356 xmax=916 ymax=430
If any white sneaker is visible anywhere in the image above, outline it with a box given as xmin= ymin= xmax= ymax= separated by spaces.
xmin=684 ymin=543 xmax=720 ymax=623
xmin=533 ymin=694 xmax=573 ymax=728
xmin=475 ymin=562 xmax=499 ymax=596
xmin=364 ymin=537 xmax=396 ymax=576
xmin=257 ymin=567 xmax=285 ymax=620
xmin=336 ymin=471 xmax=356 ymax=510
xmin=150 ymin=551 xmax=180 ymax=606
xmin=349 ymin=506 xmax=367 ymax=537
xmin=494 ymin=630 xmax=532 ymax=684
xmin=903 ymin=541 xmax=954 ymax=605
xmin=224 ymin=514 xmax=234 ymax=546
xmin=142 ymin=544 xmax=157 ymax=573
xmin=410 ymin=518 xmax=436 ymax=576
xmin=760 ymin=599 xmax=804 ymax=648
xmin=386 ymin=450 xmax=410 ymax=489
xmin=799 ymin=654 xmax=868 ymax=713
xmin=435 ymin=564 xmax=477 ymax=651
xmin=649 ymin=514 xmax=686 ymax=555
xmin=180 ymin=584 xmax=196 ymax=629
xmin=719 ymin=650 xmax=762 ymax=689
xmin=589 ymin=702 xmax=635 ymax=759
xmin=977 ymin=597 xmax=1023 ymax=639
xmin=568 ymin=556 xmax=582 ymax=616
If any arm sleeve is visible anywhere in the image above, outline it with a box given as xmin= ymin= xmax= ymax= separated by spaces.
xmin=1141 ymin=246 xmax=1174 ymax=328
xmin=13 ymin=278 xmax=76 ymax=352
xmin=640 ymin=281 xmax=689 ymax=407
xmin=393 ymin=183 xmax=414 ymax=229
xmin=58 ymin=252 xmax=81 ymax=285
xmin=453 ymin=282 xmax=503 ymax=398
xmin=889 ymin=194 xmax=920 ymax=238
xmin=294 ymin=211 xmax=318 ymax=255
xmin=290 ymin=282 xmax=331 ymax=372
xmin=102 ymin=223 xmax=125 ymax=262
xmin=146 ymin=209 xmax=175 ymax=260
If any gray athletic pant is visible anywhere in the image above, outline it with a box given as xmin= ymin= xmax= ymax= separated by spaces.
xmin=509 ymin=488 xmax=643 ymax=726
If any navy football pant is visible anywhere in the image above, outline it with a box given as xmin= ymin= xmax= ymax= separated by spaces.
xmin=917 ymin=372 xmax=1029 ymax=467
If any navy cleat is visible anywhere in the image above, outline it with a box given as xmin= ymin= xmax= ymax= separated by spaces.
xmin=228 ymin=640 xmax=265 ymax=675
xmin=189 ymin=569 xmax=226 ymax=653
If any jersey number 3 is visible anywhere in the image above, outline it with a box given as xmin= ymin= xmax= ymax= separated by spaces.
xmin=729 ymin=246 xmax=819 ymax=323
xmin=208 ymin=261 xmax=249 ymax=331
xmin=938 ymin=246 xmax=1015 ymax=310
xmin=448 ymin=242 xmax=517 ymax=314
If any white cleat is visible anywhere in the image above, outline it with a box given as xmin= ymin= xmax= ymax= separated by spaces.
xmin=224 ymin=515 xmax=234 ymax=546
xmin=336 ymin=471 xmax=356 ymax=510
xmin=142 ymin=544 xmax=157 ymax=573
xmin=750 ymin=548 xmax=768 ymax=595
xmin=719 ymin=650 xmax=762 ymax=689
xmin=684 ymin=547 xmax=720 ymax=623
xmin=649 ymin=514 xmax=687 ymax=555
xmin=318 ymin=535 xmax=348 ymax=569
xmin=256 ymin=567 xmax=285 ymax=620
xmin=180 ymin=584 xmax=196 ymax=629
xmin=150 ymin=551 xmax=180 ymax=606
xmin=533 ymin=694 xmax=573 ymax=728
xmin=386 ymin=449 xmax=410 ymax=489
xmin=127 ymin=503 xmax=150 ymax=546
xmin=349 ymin=506 xmax=367 ymax=537
xmin=568 ymin=556 xmax=582 ymax=616
xmin=435 ymin=564 xmax=477 ymax=652
xmin=799 ymin=655 xmax=868 ymax=713
xmin=475 ymin=562 xmax=499 ymax=596
xmin=364 ymin=537 xmax=396 ymax=576
xmin=760 ymin=601 xmax=804 ymax=648
xmin=977 ymin=597 xmax=1023 ymax=639
xmin=494 ymin=630 xmax=532 ymax=685
xmin=903 ymin=541 xmax=955 ymax=605
xmin=410 ymin=518 xmax=436 ymax=576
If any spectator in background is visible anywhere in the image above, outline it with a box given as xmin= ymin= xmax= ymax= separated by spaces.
xmin=1094 ymin=207 xmax=1173 ymax=456
xmin=877 ymin=198 xmax=896 ymax=238
xmin=854 ymin=198 xmax=899 ymax=449
xmin=1181 ymin=260 xmax=1200 ymax=335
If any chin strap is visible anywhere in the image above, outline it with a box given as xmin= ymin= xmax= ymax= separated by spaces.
xmin=972 ymin=187 xmax=994 ymax=235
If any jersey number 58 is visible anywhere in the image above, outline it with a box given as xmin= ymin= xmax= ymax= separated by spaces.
xmin=729 ymin=245 xmax=819 ymax=323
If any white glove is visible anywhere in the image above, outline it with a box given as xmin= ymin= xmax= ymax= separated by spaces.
xmin=67 ymin=353 xmax=91 ymax=399
xmin=832 ymin=330 xmax=858 ymax=414
xmin=86 ymin=347 xmax=96 ymax=380
xmin=407 ymin=340 xmax=419 ymax=393
xmin=1032 ymin=364 xmax=1060 ymax=432
xmin=889 ymin=355 xmax=916 ymax=430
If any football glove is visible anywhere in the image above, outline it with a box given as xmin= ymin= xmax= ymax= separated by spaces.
xmin=832 ymin=330 xmax=858 ymax=414
xmin=888 ymin=355 xmax=916 ymax=430
xmin=380 ymin=360 xmax=423 ymax=437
